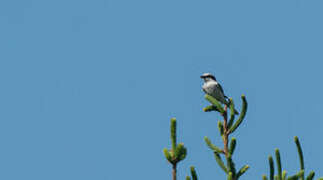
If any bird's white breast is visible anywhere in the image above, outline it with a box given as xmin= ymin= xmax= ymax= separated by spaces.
xmin=202 ymin=81 xmax=218 ymax=94
xmin=202 ymin=81 xmax=226 ymax=104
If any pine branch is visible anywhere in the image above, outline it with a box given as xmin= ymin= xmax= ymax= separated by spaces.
xmin=294 ymin=136 xmax=304 ymax=180
xmin=205 ymin=94 xmax=225 ymax=114
xmin=203 ymin=94 xmax=249 ymax=180
xmin=163 ymin=118 xmax=187 ymax=180
xmin=275 ymin=149 xmax=282 ymax=180
xmin=228 ymin=95 xmax=247 ymax=134
xmin=190 ymin=166 xmax=198 ymax=180
xmin=263 ymin=137 xmax=323 ymax=180
xmin=269 ymin=156 xmax=275 ymax=180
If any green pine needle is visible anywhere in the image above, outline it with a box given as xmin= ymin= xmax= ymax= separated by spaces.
xmin=236 ymin=165 xmax=249 ymax=179
xmin=275 ymin=149 xmax=282 ymax=180
xmin=227 ymin=172 xmax=233 ymax=180
xmin=269 ymin=156 xmax=275 ymax=180
xmin=214 ymin=152 xmax=228 ymax=173
xmin=170 ymin=118 xmax=177 ymax=151
xmin=218 ymin=121 xmax=224 ymax=136
xmin=204 ymin=136 xmax=223 ymax=153
xmin=190 ymin=166 xmax=198 ymax=180
xmin=305 ymin=171 xmax=315 ymax=180
xmin=203 ymin=105 xmax=218 ymax=112
xmin=294 ymin=136 xmax=305 ymax=180
xmin=229 ymin=95 xmax=247 ymax=134
xmin=227 ymin=154 xmax=236 ymax=178
xmin=163 ymin=148 xmax=173 ymax=163
xmin=228 ymin=98 xmax=235 ymax=129
xmin=205 ymin=94 xmax=224 ymax=114
xmin=282 ymin=170 xmax=287 ymax=180
xmin=229 ymin=137 xmax=237 ymax=155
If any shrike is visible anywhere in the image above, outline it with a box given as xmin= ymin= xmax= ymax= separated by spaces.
xmin=200 ymin=73 xmax=238 ymax=114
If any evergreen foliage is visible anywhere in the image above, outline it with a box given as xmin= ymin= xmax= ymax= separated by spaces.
xmin=262 ymin=136 xmax=319 ymax=180
xmin=163 ymin=118 xmax=187 ymax=180
xmin=186 ymin=166 xmax=198 ymax=180
xmin=203 ymin=94 xmax=248 ymax=180
xmin=163 ymin=93 xmax=322 ymax=180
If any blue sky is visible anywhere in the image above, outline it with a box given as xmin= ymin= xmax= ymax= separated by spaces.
xmin=1 ymin=0 xmax=323 ymax=180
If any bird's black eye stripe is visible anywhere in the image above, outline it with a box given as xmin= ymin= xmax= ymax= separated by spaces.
xmin=201 ymin=74 xmax=216 ymax=80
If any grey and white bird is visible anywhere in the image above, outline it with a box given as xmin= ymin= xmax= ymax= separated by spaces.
xmin=200 ymin=73 xmax=228 ymax=104
xmin=200 ymin=73 xmax=238 ymax=114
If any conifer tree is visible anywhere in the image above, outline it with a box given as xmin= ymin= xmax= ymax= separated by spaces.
xmin=163 ymin=93 xmax=322 ymax=180
xmin=203 ymin=94 xmax=248 ymax=180
xmin=163 ymin=118 xmax=187 ymax=180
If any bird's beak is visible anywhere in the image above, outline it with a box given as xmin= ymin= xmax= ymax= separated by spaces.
xmin=200 ymin=76 xmax=204 ymax=79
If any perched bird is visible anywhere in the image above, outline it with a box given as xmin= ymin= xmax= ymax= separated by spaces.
xmin=200 ymin=73 xmax=238 ymax=114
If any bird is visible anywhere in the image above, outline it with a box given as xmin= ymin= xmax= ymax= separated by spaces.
xmin=200 ymin=73 xmax=238 ymax=114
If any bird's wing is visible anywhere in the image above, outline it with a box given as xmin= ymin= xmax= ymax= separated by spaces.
xmin=218 ymin=83 xmax=228 ymax=99
xmin=217 ymin=83 xmax=225 ymax=95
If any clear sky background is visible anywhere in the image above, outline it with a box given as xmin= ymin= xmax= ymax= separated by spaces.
xmin=1 ymin=0 xmax=323 ymax=180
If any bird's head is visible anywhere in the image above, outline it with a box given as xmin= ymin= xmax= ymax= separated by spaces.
xmin=200 ymin=73 xmax=216 ymax=82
